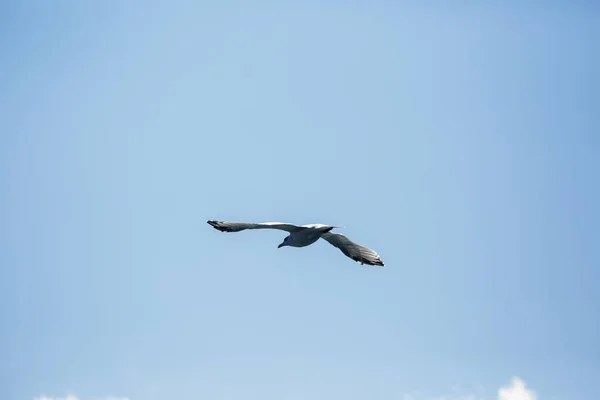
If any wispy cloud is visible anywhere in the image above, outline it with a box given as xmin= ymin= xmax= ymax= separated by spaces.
xmin=34 ymin=395 xmax=129 ymax=400
xmin=34 ymin=396 xmax=79 ymax=400
xmin=35 ymin=378 xmax=535 ymax=400
xmin=403 ymin=377 xmax=536 ymax=400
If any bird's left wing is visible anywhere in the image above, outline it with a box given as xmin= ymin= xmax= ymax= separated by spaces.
xmin=207 ymin=220 xmax=302 ymax=233
xmin=321 ymin=232 xmax=384 ymax=266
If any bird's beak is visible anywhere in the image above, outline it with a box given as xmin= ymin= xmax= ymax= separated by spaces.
xmin=277 ymin=243 xmax=284 ymax=248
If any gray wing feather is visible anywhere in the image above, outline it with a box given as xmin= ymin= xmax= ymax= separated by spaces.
xmin=207 ymin=220 xmax=301 ymax=233
xmin=321 ymin=232 xmax=384 ymax=266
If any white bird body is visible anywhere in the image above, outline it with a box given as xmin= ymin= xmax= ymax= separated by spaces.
xmin=207 ymin=220 xmax=384 ymax=266
xmin=281 ymin=224 xmax=336 ymax=248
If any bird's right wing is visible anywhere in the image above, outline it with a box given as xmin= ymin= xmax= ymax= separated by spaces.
xmin=207 ymin=220 xmax=302 ymax=233
xmin=321 ymin=232 xmax=384 ymax=266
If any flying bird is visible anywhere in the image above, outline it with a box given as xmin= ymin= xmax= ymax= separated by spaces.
xmin=207 ymin=220 xmax=384 ymax=266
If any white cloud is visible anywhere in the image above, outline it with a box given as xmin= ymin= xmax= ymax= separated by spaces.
xmin=34 ymin=395 xmax=129 ymax=400
xmin=498 ymin=377 xmax=536 ymax=400
xmin=402 ymin=377 xmax=537 ymax=400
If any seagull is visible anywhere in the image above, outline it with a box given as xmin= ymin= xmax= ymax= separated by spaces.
xmin=207 ymin=220 xmax=384 ymax=266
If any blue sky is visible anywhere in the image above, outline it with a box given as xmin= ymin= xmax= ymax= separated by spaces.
xmin=1 ymin=1 xmax=598 ymax=399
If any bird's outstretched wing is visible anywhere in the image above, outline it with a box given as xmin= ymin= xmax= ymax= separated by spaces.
xmin=207 ymin=220 xmax=302 ymax=233
xmin=321 ymin=232 xmax=384 ymax=266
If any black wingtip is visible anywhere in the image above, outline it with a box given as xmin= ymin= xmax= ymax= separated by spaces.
xmin=207 ymin=220 xmax=221 ymax=230
xmin=351 ymin=255 xmax=384 ymax=267
xmin=207 ymin=220 xmax=235 ymax=232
